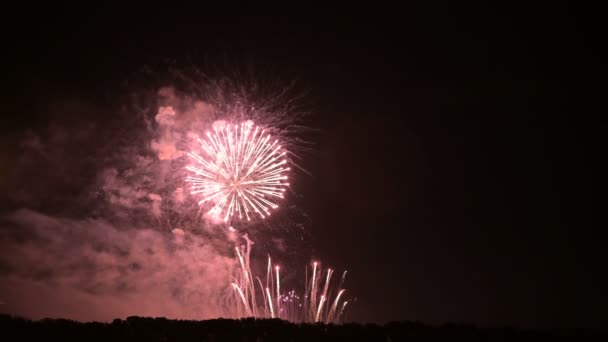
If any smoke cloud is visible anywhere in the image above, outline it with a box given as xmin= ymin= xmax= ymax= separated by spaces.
xmin=0 ymin=88 xmax=243 ymax=321
xmin=0 ymin=209 xmax=236 ymax=321
xmin=0 ymin=74 xmax=310 ymax=321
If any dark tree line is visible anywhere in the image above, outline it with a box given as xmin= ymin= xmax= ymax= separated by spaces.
xmin=0 ymin=314 xmax=602 ymax=341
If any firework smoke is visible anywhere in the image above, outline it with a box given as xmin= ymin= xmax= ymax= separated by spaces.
xmin=0 ymin=209 xmax=238 ymax=321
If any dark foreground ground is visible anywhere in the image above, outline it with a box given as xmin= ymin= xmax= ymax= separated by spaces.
xmin=1 ymin=315 xmax=603 ymax=341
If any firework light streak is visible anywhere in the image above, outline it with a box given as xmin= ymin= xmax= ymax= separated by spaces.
xmin=266 ymin=287 xmax=275 ymax=318
xmin=186 ymin=121 xmax=290 ymax=223
xmin=275 ymin=265 xmax=281 ymax=315
xmin=315 ymin=295 xmax=326 ymax=322
xmin=327 ymin=289 xmax=346 ymax=322
xmin=230 ymin=239 xmax=350 ymax=323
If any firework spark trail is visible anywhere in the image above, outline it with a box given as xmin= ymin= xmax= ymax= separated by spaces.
xmin=186 ymin=121 xmax=290 ymax=223
xmin=256 ymin=277 xmax=268 ymax=317
xmin=266 ymin=287 xmax=275 ymax=318
xmin=315 ymin=295 xmax=326 ymax=322
xmin=310 ymin=261 xmax=318 ymax=321
xmin=266 ymin=255 xmax=271 ymax=290
xmin=337 ymin=301 xmax=349 ymax=322
xmin=327 ymin=289 xmax=346 ymax=323
xmin=317 ymin=268 xmax=333 ymax=321
xmin=339 ymin=270 xmax=348 ymax=290
xmin=275 ymin=266 xmax=281 ymax=316
xmin=231 ymin=283 xmax=251 ymax=317
xmin=244 ymin=236 xmax=257 ymax=317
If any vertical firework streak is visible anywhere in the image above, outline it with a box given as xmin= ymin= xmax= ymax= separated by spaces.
xmin=320 ymin=269 xmax=333 ymax=319
xmin=310 ymin=262 xmax=318 ymax=321
xmin=275 ymin=266 xmax=281 ymax=316
xmin=266 ymin=287 xmax=275 ymax=318
xmin=315 ymin=295 xmax=326 ymax=323
xmin=230 ymin=237 xmax=349 ymax=323
xmin=186 ymin=121 xmax=290 ymax=223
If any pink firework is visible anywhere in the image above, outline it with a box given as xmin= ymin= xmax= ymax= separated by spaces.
xmin=186 ymin=121 xmax=290 ymax=222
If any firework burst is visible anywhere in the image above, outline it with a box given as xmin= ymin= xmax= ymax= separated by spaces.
xmin=186 ymin=120 xmax=290 ymax=223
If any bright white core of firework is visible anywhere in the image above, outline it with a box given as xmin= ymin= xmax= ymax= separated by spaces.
xmin=186 ymin=121 xmax=290 ymax=222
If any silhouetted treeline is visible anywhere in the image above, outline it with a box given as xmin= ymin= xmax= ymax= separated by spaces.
xmin=0 ymin=314 xmax=603 ymax=341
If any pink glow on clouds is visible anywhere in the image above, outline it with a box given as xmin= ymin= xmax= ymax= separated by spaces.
xmin=0 ymin=209 xmax=237 ymax=321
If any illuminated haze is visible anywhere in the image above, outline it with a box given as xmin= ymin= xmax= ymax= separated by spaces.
xmin=0 ymin=78 xmax=306 ymax=321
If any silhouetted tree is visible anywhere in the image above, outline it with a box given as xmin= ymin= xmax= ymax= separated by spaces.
xmin=0 ymin=314 xmax=603 ymax=341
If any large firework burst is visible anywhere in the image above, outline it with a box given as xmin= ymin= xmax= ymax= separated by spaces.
xmin=186 ymin=120 xmax=290 ymax=223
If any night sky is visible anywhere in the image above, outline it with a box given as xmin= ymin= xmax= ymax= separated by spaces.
xmin=2 ymin=4 xmax=602 ymax=329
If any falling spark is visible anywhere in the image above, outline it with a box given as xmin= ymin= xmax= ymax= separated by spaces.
xmin=186 ymin=121 xmax=290 ymax=223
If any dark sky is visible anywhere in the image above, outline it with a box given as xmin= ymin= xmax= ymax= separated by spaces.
xmin=2 ymin=4 xmax=602 ymax=329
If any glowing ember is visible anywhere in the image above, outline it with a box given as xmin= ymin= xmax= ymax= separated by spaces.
xmin=186 ymin=120 xmax=290 ymax=222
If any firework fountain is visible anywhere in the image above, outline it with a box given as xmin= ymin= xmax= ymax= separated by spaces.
xmin=230 ymin=235 xmax=349 ymax=323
